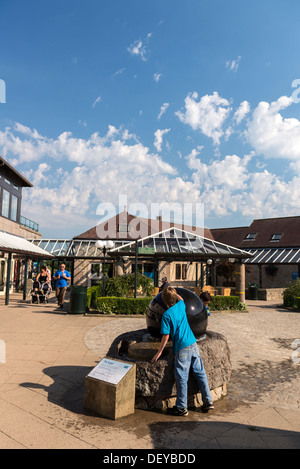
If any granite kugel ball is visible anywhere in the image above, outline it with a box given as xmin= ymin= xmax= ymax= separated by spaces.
xmin=146 ymin=287 xmax=207 ymax=339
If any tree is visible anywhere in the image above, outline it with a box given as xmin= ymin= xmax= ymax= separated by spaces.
xmin=216 ymin=261 xmax=235 ymax=282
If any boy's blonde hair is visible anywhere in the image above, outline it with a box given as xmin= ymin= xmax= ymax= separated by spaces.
xmin=162 ymin=286 xmax=178 ymax=308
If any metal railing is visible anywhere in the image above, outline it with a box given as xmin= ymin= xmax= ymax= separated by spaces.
xmin=20 ymin=215 xmax=39 ymax=233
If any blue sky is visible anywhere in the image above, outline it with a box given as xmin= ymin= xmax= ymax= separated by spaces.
xmin=1 ymin=0 xmax=300 ymax=238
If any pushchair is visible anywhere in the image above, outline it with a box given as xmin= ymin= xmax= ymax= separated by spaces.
xmin=39 ymin=281 xmax=51 ymax=303
xmin=31 ymin=281 xmax=51 ymax=304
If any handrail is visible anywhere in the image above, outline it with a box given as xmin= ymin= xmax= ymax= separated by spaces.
xmin=20 ymin=215 xmax=39 ymax=233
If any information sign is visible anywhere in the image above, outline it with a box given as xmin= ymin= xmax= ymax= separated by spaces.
xmin=87 ymin=358 xmax=133 ymax=385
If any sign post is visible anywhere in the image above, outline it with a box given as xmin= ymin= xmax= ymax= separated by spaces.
xmin=84 ymin=357 xmax=136 ymax=420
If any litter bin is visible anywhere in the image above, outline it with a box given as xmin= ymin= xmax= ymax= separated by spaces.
xmin=248 ymin=283 xmax=258 ymax=300
xmin=69 ymin=285 xmax=87 ymax=314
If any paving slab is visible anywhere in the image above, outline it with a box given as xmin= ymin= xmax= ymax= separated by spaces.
xmin=0 ymin=293 xmax=299 ymax=450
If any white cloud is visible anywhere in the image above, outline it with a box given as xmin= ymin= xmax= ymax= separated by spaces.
xmin=184 ymin=146 xmax=300 ymax=219
xmin=92 ymin=96 xmax=102 ymax=108
xmin=175 ymin=91 xmax=231 ymax=145
xmin=234 ymin=101 xmax=250 ymax=124
xmin=158 ymin=103 xmax=169 ymax=120
xmin=186 ymin=148 xmax=251 ymax=191
xmin=1 ymin=123 xmax=199 ymax=235
xmin=3 ymin=88 xmax=300 ymax=238
xmin=154 ymin=73 xmax=162 ymax=83
xmin=112 ymin=68 xmax=125 ymax=78
xmin=289 ymin=160 xmax=300 ymax=175
xmin=226 ymin=56 xmax=241 ymax=72
xmin=154 ymin=128 xmax=171 ymax=152
xmin=127 ymin=40 xmax=144 ymax=58
xmin=127 ymin=33 xmax=152 ymax=61
xmin=78 ymin=120 xmax=87 ymax=127
xmin=245 ymin=95 xmax=300 ymax=159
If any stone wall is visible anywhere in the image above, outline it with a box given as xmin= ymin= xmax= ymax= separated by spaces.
xmin=0 ymin=216 xmax=41 ymax=239
xmin=258 ymin=288 xmax=284 ymax=302
xmin=245 ymin=264 xmax=298 ymax=289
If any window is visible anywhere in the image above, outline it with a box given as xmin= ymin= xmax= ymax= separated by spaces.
xmin=2 ymin=189 xmax=10 ymax=218
xmin=244 ymin=233 xmax=257 ymax=240
xmin=91 ymin=263 xmax=101 ymax=276
xmin=175 ymin=263 xmax=188 ymax=280
xmin=0 ymin=184 xmax=21 ymax=222
xmin=270 ymin=233 xmax=282 ymax=242
xmin=10 ymin=195 xmax=18 ymax=221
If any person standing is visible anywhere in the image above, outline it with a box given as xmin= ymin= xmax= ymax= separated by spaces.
xmin=151 ymin=286 xmax=214 ymax=416
xmin=159 ymin=277 xmax=170 ymax=292
xmin=53 ymin=263 xmax=71 ymax=309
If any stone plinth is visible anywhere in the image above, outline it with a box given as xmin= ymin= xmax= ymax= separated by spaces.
xmin=107 ymin=329 xmax=231 ymax=410
xmin=84 ymin=357 xmax=136 ymax=419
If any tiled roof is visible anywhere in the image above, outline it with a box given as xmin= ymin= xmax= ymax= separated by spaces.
xmin=0 ymin=155 xmax=33 ymax=187
xmin=74 ymin=210 xmax=214 ymax=241
xmin=211 ymin=216 xmax=300 ymax=249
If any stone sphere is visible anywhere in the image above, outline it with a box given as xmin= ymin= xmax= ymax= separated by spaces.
xmin=146 ymin=287 xmax=207 ymax=339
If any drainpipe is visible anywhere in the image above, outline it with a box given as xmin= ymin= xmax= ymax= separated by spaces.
xmin=134 ymin=241 xmax=138 ymax=298
xmin=23 ymin=256 xmax=28 ymax=301
xmin=5 ymin=253 xmax=12 ymax=305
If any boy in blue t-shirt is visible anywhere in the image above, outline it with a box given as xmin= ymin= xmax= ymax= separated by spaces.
xmin=151 ymin=286 xmax=214 ymax=416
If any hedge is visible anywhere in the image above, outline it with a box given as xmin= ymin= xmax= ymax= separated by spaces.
xmin=283 ymin=295 xmax=300 ymax=310
xmin=88 ymin=291 xmax=246 ymax=314
xmin=93 ymin=294 xmax=245 ymax=314
xmin=96 ymin=296 xmax=152 ymax=315
xmin=86 ymin=285 xmax=101 ymax=310
xmin=210 ymin=295 xmax=245 ymax=311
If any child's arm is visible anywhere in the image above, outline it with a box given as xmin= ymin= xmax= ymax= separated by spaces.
xmin=151 ymin=334 xmax=169 ymax=363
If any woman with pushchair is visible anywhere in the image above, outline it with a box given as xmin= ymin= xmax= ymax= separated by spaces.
xmin=31 ymin=265 xmax=52 ymax=303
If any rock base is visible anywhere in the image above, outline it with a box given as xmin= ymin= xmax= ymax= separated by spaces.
xmin=135 ymin=383 xmax=227 ymax=410
xmin=107 ymin=329 xmax=231 ymax=411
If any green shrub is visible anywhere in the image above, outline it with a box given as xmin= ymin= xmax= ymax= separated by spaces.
xmin=96 ymin=296 xmax=152 ymax=315
xmin=283 ymin=278 xmax=300 ymax=308
xmin=104 ymin=273 xmax=154 ymax=297
xmin=86 ymin=285 xmax=99 ymax=310
xmin=210 ymin=295 xmax=245 ymax=311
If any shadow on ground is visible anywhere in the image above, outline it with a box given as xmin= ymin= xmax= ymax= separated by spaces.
xmin=19 ymin=365 xmax=300 ymax=449
xmin=148 ymin=419 xmax=300 ymax=449
xmin=20 ymin=365 xmax=94 ymax=414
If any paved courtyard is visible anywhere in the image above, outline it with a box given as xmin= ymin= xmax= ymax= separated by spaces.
xmin=0 ymin=293 xmax=299 ymax=449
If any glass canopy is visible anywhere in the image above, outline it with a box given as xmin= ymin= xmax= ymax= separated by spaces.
xmin=109 ymin=227 xmax=251 ymax=259
xmin=29 ymin=227 xmax=251 ymax=260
